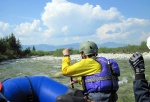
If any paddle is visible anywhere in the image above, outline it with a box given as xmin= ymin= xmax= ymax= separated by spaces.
xmin=0 ymin=83 xmax=10 ymax=102
xmin=70 ymin=77 xmax=74 ymax=88
xmin=53 ymin=72 xmax=62 ymax=78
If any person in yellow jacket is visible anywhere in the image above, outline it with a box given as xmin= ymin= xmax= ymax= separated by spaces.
xmin=62 ymin=41 xmax=101 ymax=85
xmin=62 ymin=50 xmax=101 ymax=77
xmin=61 ymin=41 xmax=118 ymax=102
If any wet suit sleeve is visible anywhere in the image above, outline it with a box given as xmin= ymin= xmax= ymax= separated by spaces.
xmin=133 ymin=74 xmax=150 ymax=102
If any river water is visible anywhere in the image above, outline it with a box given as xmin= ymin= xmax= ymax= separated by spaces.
xmin=0 ymin=54 xmax=150 ymax=102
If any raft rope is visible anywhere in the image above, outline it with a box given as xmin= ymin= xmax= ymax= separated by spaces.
xmin=25 ymin=76 xmax=35 ymax=102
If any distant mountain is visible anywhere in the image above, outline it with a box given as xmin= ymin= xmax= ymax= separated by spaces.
xmin=98 ymin=42 xmax=127 ymax=48
xmin=22 ymin=43 xmax=80 ymax=51
xmin=22 ymin=42 xmax=127 ymax=51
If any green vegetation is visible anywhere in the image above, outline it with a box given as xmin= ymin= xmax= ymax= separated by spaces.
xmin=0 ymin=33 xmax=22 ymax=61
xmin=98 ymin=41 xmax=149 ymax=54
xmin=53 ymin=48 xmax=79 ymax=57
xmin=52 ymin=41 xmax=149 ymax=56
xmin=0 ymin=33 xmax=53 ymax=61
xmin=0 ymin=33 xmax=149 ymax=62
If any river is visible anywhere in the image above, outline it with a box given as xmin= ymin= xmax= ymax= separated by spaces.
xmin=0 ymin=53 xmax=150 ymax=102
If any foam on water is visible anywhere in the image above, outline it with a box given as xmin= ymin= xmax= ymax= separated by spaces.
xmin=119 ymin=77 xmax=128 ymax=85
xmin=30 ymin=53 xmax=150 ymax=62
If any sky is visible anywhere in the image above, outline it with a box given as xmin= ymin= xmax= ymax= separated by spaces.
xmin=0 ymin=0 xmax=150 ymax=45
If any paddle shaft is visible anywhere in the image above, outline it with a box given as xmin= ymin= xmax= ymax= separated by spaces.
xmin=70 ymin=77 xmax=74 ymax=88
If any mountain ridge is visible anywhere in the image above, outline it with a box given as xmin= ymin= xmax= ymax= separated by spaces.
xmin=22 ymin=42 xmax=127 ymax=51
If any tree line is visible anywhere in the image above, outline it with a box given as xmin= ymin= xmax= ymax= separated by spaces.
xmin=0 ymin=33 xmax=149 ymax=62
xmin=98 ymin=41 xmax=149 ymax=54
xmin=0 ymin=33 xmax=54 ymax=61
xmin=53 ymin=41 xmax=149 ymax=56
xmin=0 ymin=33 xmax=27 ymax=61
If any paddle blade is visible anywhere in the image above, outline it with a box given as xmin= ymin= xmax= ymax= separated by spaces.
xmin=53 ymin=72 xmax=62 ymax=78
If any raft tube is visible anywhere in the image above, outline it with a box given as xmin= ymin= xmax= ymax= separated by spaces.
xmin=0 ymin=76 xmax=69 ymax=102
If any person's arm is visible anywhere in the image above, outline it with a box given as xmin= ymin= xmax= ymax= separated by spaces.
xmin=133 ymin=77 xmax=150 ymax=102
xmin=129 ymin=52 xmax=150 ymax=102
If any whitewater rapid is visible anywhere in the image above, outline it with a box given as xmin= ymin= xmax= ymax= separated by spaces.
xmin=32 ymin=52 xmax=150 ymax=61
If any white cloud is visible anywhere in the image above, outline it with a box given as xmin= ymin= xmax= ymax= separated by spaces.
xmin=96 ymin=18 xmax=150 ymax=44
xmin=13 ymin=19 xmax=50 ymax=45
xmin=0 ymin=21 xmax=9 ymax=31
xmin=0 ymin=0 xmax=150 ymax=45
xmin=40 ymin=0 xmax=150 ymax=45
xmin=14 ymin=19 xmax=41 ymax=36
xmin=0 ymin=21 xmax=10 ymax=37
xmin=92 ymin=5 xmax=123 ymax=20
xmin=41 ymin=0 xmax=122 ymax=38
xmin=43 ymin=29 xmax=54 ymax=37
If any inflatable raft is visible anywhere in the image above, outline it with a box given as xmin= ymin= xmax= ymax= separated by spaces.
xmin=0 ymin=76 xmax=86 ymax=102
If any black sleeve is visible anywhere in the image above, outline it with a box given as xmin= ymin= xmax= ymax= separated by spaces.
xmin=133 ymin=74 xmax=150 ymax=102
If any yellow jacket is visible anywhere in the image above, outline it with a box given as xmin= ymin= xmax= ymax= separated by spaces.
xmin=62 ymin=56 xmax=101 ymax=77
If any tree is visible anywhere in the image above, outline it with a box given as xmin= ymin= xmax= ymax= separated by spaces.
xmin=0 ymin=38 xmax=7 ymax=54
xmin=32 ymin=46 xmax=36 ymax=51
xmin=7 ymin=33 xmax=22 ymax=58
xmin=22 ymin=47 xmax=31 ymax=56
xmin=139 ymin=41 xmax=148 ymax=52
xmin=53 ymin=48 xmax=64 ymax=56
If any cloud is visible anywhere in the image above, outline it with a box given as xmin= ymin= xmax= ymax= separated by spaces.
xmin=43 ymin=29 xmax=54 ymax=37
xmin=0 ymin=21 xmax=9 ymax=31
xmin=0 ymin=21 xmax=10 ymax=37
xmin=96 ymin=18 xmax=150 ymax=44
xmin=40 ymin=0 xmax=150 ymax=45
xmin=41 ymin=0 xmax=122 ymax=37
xmin=13 ymin=19 xmax=53 ymax=44
xmin=0 ymin=0 xmax=150 ymax=45
xmin=14 ymin=19 xmax=41 ymax=36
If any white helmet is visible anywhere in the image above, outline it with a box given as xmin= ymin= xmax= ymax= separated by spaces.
xmin=147 ymin=36 xmax=150 ymax=49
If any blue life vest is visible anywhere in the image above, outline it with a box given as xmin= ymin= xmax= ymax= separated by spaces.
xmin=82 ymin=57 xmax=120 ymax=93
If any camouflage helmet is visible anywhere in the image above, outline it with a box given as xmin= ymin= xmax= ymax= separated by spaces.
xmin=79 ymin=41 xmax=98 ymax=55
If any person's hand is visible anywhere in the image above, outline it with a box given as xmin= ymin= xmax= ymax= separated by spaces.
xmin=62 ymin=48 xmax=70 ymax=56
xmin=129 ymin=52 xmax=145 ymax=74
